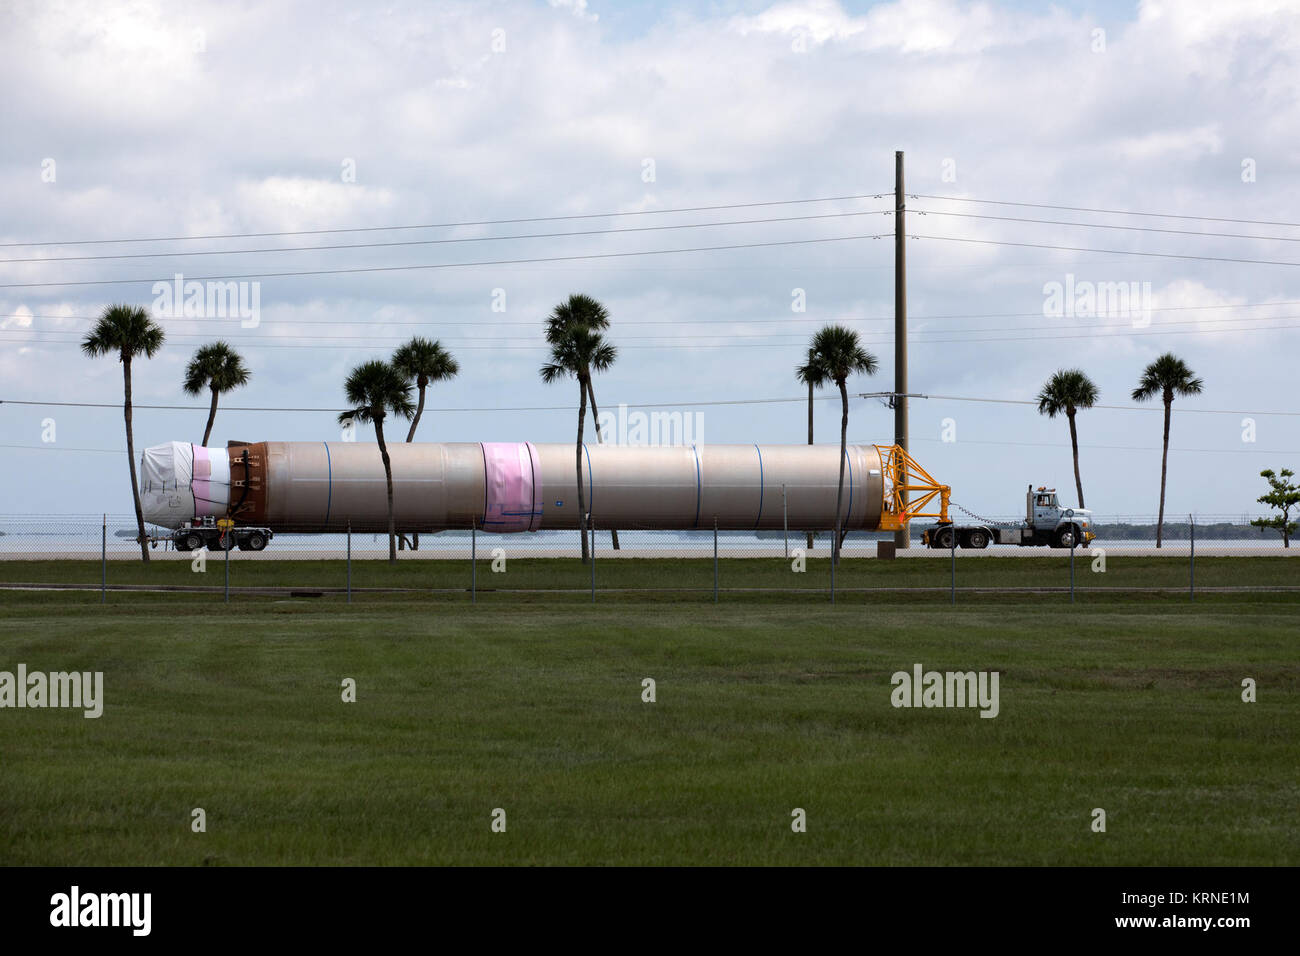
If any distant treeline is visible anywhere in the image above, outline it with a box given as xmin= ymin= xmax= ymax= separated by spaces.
xmin=757 ymin=522 xmax=1282 ymax=542
xmin=1083 ymin=522 xmax=1281 ymax=541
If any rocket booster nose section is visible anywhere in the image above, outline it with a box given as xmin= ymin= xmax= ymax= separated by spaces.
xmin=139 ymin=441 xmax=193 ymax=528
xmin=138 ymin=442 xmax=231 ymax=528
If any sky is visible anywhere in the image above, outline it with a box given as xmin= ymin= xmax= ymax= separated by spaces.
xmin=1 ymin=0 xmax=1298 ymax=523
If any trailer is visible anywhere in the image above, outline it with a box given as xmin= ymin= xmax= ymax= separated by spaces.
xmin=922 ymin=485 xmax=1095 ymax=550
xmin=166 ymin=516 xmax=274 ymax=552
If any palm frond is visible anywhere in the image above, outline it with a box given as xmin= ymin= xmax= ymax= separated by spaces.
xmin=81 ymin=304 xmax=166 ymax=361
xmin=183 ymin=341 xmax=250 ymax=395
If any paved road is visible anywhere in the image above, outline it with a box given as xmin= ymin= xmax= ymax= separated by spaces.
xmin=5 ymin=581 xmax=1298 ymax=595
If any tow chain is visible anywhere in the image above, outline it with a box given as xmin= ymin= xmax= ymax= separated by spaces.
xmin=950 ymin=503 xmax=1022 ymax=528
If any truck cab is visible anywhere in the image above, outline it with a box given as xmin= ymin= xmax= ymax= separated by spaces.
xmin=1027 ymin=485 xmax=1093 ymax=548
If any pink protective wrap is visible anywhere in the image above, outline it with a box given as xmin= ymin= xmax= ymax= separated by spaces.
xmin=192 ymin=444 xmax=214 ymax=517
xmin=481 ymin=441 xmax=542 ymax=532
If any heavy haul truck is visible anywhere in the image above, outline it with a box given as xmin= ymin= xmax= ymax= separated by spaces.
xmin=139 ymin=440 xmax=1092 ymax=551
xmin=921 ymin=484 xmax=1094 ymax=550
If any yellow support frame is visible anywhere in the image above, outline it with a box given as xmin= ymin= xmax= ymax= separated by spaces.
xmin=874 ymin=444 xmax=951 ymax=532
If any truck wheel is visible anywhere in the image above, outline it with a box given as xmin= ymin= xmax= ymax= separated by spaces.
xmin=181 ymin=532 xmax=204 ymax=552
xmin=933 ymin=527 xmax=955 ymax=550
xmin=1054 ymin=525 xmax=1079 ymax=549
xmin=212 ymin=533 xmax=235 ymax=551
xmin=246 ymin=532 xmax=268 ymax=552
xmin=966 ymin=529 xmax=990 ymax=549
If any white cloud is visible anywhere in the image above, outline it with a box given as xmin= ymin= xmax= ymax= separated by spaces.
xmin=548 ymin=0 xmax=598 ymax=24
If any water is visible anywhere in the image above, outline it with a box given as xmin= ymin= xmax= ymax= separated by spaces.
xmin=0 ymin=515 xmax=1289 ymax=558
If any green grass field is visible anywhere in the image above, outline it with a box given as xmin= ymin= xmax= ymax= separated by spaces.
xmin=1 ymin=584 xmax=1296 ymax=866
xmin=4 ymin=553 xmax=1298 ymax=595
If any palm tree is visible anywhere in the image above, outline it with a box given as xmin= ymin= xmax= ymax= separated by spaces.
xmin=1131 ymin=353 xmax=1204 ymax=548
xmin=795 ymin=348 xmax=827 ymax=550
xmin=392 ymin=337 xmax=459 ymax=550
xmin=545 ymin=294 xmax=621 ymax=550
xmin=540 ymin=322 xmax=617 ymax=563
xmin=338 ymin=360 xmax=415 ymax=564
xmin=81 ymin=304 xmax=166 ymax=562
xmin=393 ymin=337 xmax=460 ymax=443
xmin=182 ymin=341 xmax=250 ymax=447
xmin=1036 ymin=369 xmax=1098 ymax=509
xmin=807 ymin=325 xmax=878 ymax=565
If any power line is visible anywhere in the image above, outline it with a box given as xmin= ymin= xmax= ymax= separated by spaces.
xmin=907 ymin=437 xmax=1298 ymax=455
xmin=11 ymin=226 xmax=1300 ymax=294
xmin=0 ymin=233 xmax=892 ymax=290
xmin=0 ymin=443 xmax=124 ymax=455
xmin=17 ymin=312 xmax=1300 ymax=338
xmin=0 ymin=395 xmax=850 ymax=413
xmin=4 ymin=392 xmax=1295 ymax=417
xmin=11 ymin=298 xmax=1300 ymax=328
xmin=0 ymin=209 xmax=893 ymax=265
xmin=7 ymin=319 xmax=1297 ymax=351
xmin=8 ymin=312 xmax=1300 ymax=345
xmin=4 ymin=436 xmax=1293 ymax=456
xmin=920 ymin=393 xmax=1300 ymax=417
xmin=910 ymin=193 xmax=1300 ymax=229
xmin=11 ymin=190 xmax=1292 ymax=252
xmin=0 ymin=192 xmax=892 ymax=249
xmin=910 ymin=233 xmax=1300 ymax=268
xmin=912 ymin=208 xmax=1300 ymax=243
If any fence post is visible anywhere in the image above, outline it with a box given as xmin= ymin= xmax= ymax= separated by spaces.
xmin=471 ymin=518 xmax=477 ymax=605
xmin=224 ymin=530 xmax=230 ymax=604
xmin=346 ymin=520 xmax=352 ymax=605
xmin=101 ymin=514 xmax=107 ymax=605
xmin=589 ymin=514 xmax=596 ymax=604
xmin=1189 ymin=513 xmax=1195 ymax=601
xmin=713 ymin=516 xmax=719 ymax=603
xmin=1070 ymin=534 xmax=1076 ymax=604
xmin=782 ymin=484 xmax=789 ymax=559
xmin=830 ymin=527 xmax=836 ymax=605
xmin=950 ymin=529 xmax=956 ymax=606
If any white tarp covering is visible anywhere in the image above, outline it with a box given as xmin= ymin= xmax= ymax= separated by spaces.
xmin=140 ymin=442 xmax=194 ymax=529
xmin=190 ymin=445 xmax=230 ymax=518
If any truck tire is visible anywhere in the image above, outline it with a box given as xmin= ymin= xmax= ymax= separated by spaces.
xmin=181 ymin=532 xmax=204 ymax=552
xmin=1053 ymin=525 xmax=1079 ymax=549
xmin=212 ymin=532 xmax=236 ymax=551
xmin=245 ymin=531 xmax=268 ymax=552
xmin=932 ymin=527 xmax=955 ymax=550
xmin=965 ymin=529 xmax=990 ymax=549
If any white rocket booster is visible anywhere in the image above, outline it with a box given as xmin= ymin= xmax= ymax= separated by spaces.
xmin=140 ymin=440 xmax=914 ymax=534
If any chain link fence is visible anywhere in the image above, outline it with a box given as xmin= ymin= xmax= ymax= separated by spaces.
xmin=0 ymin=513 xmax=1296 ymax=602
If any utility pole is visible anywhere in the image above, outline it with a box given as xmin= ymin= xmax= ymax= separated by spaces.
xmin=806 ymin=348 xmax=815 ymax=552
xmin=894 ymin=149 xmax=910 ymax=549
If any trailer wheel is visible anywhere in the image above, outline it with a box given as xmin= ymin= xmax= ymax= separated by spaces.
xmin=1054 ymin=525 xmax=1079 ymax=549
xmin=966 ymin=529 xmax=990 ymax=549
xmin=212 ymin=533 xmax=236 ymax=551
xmin=932 ymin=527 xmax=955 ymax=549
xmin=181 ymin=532 xmax=204 ymax=552
xmin=246 ymin=531 xmax=268 ymax=552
